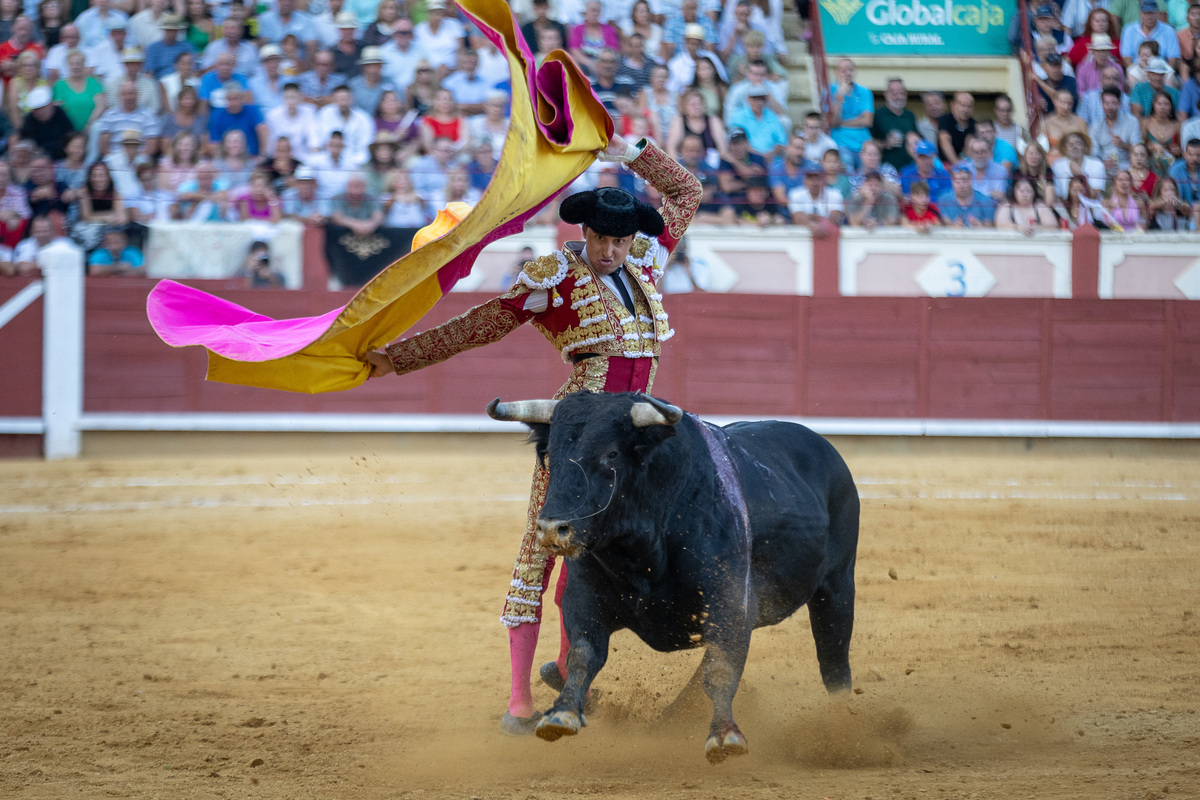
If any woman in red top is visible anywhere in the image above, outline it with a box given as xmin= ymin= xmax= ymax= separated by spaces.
xmin=1067 ymin=8 xmax=1121 ymax=67
xmin=419 ymin=88 xmax=469 ymax=153
xmin=1129 ymin=142 xmax=1159 ymax=202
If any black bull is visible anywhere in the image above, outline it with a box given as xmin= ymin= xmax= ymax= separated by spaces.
xmin=488 ymin=392 xmax=859 ymax=763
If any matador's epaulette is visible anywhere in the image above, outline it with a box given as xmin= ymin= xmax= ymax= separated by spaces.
xmin=628 ymin=237 xmax=651 ymax=259
xmin=516 ymin=251 xmax=570 ymax=308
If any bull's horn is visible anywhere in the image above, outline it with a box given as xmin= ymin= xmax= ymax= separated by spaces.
xmin=486 ymin=398 xmax=559 ymax=423
xmin=630 ymin=396 xmax=684 ymax=427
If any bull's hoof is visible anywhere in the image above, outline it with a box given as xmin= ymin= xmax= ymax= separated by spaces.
xmin=499 ymin=711 xmax=542 ymax=736
xmin=535 ymin=709 xmax=586 ymax=742
xmin=540 ymin=660 xmax=565 ymax=691
xmin=704 ymin=730 xmax=749 ymax=764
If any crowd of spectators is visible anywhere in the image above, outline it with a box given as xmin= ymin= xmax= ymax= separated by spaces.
xmin=3 ymin=0 xmax=1199 ymax=281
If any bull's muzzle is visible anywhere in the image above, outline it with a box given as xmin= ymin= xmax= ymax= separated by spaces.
xmin=536 ymin=518 xmax=580 ymax=557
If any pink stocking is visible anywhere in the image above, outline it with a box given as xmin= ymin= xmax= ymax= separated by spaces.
xmin=507 ymin=621 xmax=540 ymax=718
xmin=554 ymin=563 xmax=569 ymax=681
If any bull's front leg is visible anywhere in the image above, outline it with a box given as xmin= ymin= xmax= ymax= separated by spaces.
xmin=535 ymin=591 xmax=610 ymax=742
xmin=699 ymin=600 xmax=754 ymax=764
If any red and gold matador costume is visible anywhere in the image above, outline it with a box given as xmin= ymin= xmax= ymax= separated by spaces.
xmin=382 ymin=141 xmax=700 ymax=634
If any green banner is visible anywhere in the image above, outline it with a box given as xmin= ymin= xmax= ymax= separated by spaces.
xmin=817 ymin=0 xmax=1012 ymax=56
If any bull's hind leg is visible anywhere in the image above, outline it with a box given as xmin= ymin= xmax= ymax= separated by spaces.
xmin=806 ymin=566 xmax=854 ymax=692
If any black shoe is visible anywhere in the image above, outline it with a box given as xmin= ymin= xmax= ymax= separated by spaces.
xmin=499 ymin=710 xmax=542 ymax=736
xmin=540 ymin=660 xmax=565 ymax=691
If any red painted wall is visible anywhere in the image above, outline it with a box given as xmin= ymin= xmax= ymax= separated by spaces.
xmin=0 ymin=280 xmax=44 ymax=418
xmin=76 ymin=285 xmax=1200 ymax=423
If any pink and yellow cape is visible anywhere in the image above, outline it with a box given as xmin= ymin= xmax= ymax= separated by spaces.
xmin=146 ymin=0 xmax=611 ymax=394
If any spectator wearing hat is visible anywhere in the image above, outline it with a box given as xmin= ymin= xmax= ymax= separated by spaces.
xmin=900 ymin=139 xmax=952 ymax=197
xmin=104 ymin=127 xmax=151 ymax=195
xmin=281 ymin=165 xmax=329 ymax=225
xmin=104 ymin=46 xmax=159 ymax=113
xmin=1029 ymin=4 xmax=1074 ymax=55
xmin=1052 ymin=129 xmax=1108 ymax=195
xmin=1091 ymin=85 xmax=1143 ymax=169
xmin=734 ymin=173 xmax=784 ymax=225
xmin=936 ymin=165 xmax=996 ymax=227
xmin=209 ymin=84 xmax=267 ymax=155
xmin=414 ymin=0 xmax=464 ymax=72
xmin=249 ymin=44 xmax=287 ymax=109
xmin=298 ymin=49 xmax=345 ymax=107
xmin=824 ymin=58 xmax=874 ymax=170
xmin=871 ymin=77 xmax=918 ymax=171
xmin=724 ymin=59 xmax=788 ymax=128
xmin=75 ymin=0 xmax=127 ymax=50
xmin=348 ymin=46 xmax=394 ymax=114
xmin=201 ymin=16 xmax=258 ymax=77
xmin=846 ymin=170 xmax=900 ymax=230
xmin=1077 ymin=33 xmax=1125 ymax=94
xmin=1036 ymin=51 xmax=1080 ymax=115
xmin=788 ymin=159 xmax=843 ymax=233
xmin=717 ymin=126 xmax=765 ymax=215
xmin=662 ymin=0 xmax=717 ymax=60
xmin=84 ymin=17 xmax=125 ymax=80
xmin=727 ymin=84 xmax=787 ymax=159
xmin=19 ymin=85 xmax=74 ymax=159
xmin=258 ymin=0 xmax=318 ymax=65
xmin=380 ymin=16 xmax=427 ymax=88
xmin=442 ymin=47 xmax=495 ymax=115
xmin=1121 ymin=0 xmax=1181 ymax=69
xmin=666 ymin=21 xmax=726 ymax=94
xmin=1131 ymin=56 xmax=1181 ymax=113
xmin=329 ymin=11 xmax=363 ymax=78
xmin=87 ymin=227 xmax=143 ymax=276
xmin=97 ymin=79 xmax=158 ymax=155
xmin=144 ymin=13 xmax=192 ymax=78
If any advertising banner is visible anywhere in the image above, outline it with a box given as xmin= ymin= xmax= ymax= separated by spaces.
xmin=817 ymin=0 xmax=1012 ymax=56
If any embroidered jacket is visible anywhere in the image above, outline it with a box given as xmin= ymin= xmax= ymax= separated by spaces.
xmin=384 ymin=141 xmax=702 ymax=378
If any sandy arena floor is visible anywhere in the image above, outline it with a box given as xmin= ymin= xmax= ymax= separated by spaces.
xmin=1 ymin=437 xmax=1198 ymax=799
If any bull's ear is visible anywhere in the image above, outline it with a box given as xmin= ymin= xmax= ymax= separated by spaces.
xmin=633 ymin=421 xmax=676 ymax=464
xmin=524 ymin=422 xmax=551 ymax=467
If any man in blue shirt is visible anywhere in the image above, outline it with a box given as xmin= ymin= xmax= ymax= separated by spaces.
xmin=208 ymin=86 xmax=267 ymax=155
xmin=143 ymin=14 xmax=191 ymax=79
xmin=1120 ymin=0 xmax=1182 ymax=71
xmin=1168 ymin=138 xmax=1200 ymax=202
xmin=900 ymin=140 xmax=952 ymax=198
xmin=728 ymin=87 xmax=788 ymax=159
xmin=198 ymin=51 xmax=250 ymax=110
xmin=937 ymin=166 xmax=997 ymax=227
xmin=824 ymin=57 xmax=874 ymax=170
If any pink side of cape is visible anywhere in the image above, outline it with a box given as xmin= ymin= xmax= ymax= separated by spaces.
xmin=145 ymin=5 xmax=604 ymax=364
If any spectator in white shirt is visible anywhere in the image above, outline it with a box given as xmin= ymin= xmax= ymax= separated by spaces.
xmin=128 ymin=0 xmax=167 ymax=49
xmin=788 ymin=161 xmax=844 ymax=233
xmin=75 ymin=0 xmax=128 ymax=49
xmin=303 ymin=130 xmax=363 ymax=198
xmin=413 ymin=0 xmax=464 ymax=72
xmin=43 ymin=23 xmax=89 ymax=83
xmin=86 ymin=19 xmax=127 ymax=81
xmin=266 ymin=83 xmax=319 ymax=159
xmin=315 ymin=84 xmax=375 ymax=163
xmin=10 ymin=214 xmax=61 ymax=275
xmin=380 ymin=16 xmax=426 ymax=88
xmin=667 ymin=23 xmax=727 ymax=94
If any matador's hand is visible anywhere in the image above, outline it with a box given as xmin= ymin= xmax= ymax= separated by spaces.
xmin=365 ymin=349 xmax=392 ymax=378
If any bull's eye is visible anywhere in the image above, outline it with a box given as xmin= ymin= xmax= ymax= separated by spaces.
xmin=603 ymin=449 xmax=618 ymax=462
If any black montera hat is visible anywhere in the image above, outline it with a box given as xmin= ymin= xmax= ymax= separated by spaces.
xmin=559 ymin=187 xmax=665 ymax=238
